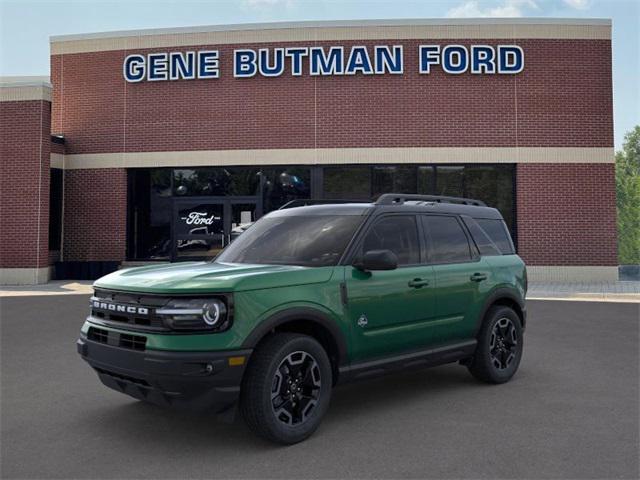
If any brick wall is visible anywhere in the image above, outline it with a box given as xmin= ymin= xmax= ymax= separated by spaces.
xmin=0 ymin=99 xmax=50 ymax=269
xmin=46 ymin=33 xmax=615 ymax=269
xmin=51 ymin=39 xmax=612 ymax=154
xmin=516 ymin=163 xmax=617 ymax=266
xmin=62 ymin=168 xmax=127 ymax=261
xmin=51 ymin=140 xmax=65 ymax=154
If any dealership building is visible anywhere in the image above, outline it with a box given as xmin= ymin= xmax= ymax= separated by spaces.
xmin=0 ymin=18 xmax=617 ymax=284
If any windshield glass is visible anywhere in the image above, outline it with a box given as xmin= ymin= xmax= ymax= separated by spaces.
xmin=216 ymin=215 xmax=364 ymax=267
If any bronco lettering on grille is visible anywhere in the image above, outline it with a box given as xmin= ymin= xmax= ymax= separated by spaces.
xmin=92 ymin=300 xmax=149 ymax=316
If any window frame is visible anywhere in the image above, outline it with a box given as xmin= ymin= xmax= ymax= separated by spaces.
xmin=346 ymin=213 xmax=425 ymax=268
xmin=421 ymin=214 xmax=480 ymax=266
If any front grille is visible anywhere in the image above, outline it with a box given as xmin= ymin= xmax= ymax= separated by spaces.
xmin=88 ymin=326 xmax=108 ymax=344
xmin=90 ymin=289 xmax=170 ymax=332
xmin=120 ymin=333 xmax=146 ymax=351
xmin=87 ymin=326 xmax=147 ymax=351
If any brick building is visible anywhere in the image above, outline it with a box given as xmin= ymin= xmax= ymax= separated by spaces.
xmin=0 ymin=18 xmax=616 ymax=284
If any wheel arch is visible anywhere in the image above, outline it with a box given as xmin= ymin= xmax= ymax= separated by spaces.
xmin=241 ymin=307 xmax=348 ymax=384
xmin=476 ymin=288 xmax=526 ymax=334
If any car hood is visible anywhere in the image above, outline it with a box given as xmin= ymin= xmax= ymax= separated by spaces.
xmin=93 ymin=262 xmax=336 ymax=294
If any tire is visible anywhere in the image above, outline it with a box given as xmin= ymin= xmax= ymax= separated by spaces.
xmin=240 ymin=333 xmax=333 ymax=444
xmin=468 ymin=306 xmax=523 ymax=384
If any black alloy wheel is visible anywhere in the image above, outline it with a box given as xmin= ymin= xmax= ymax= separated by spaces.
xmin=489 ymin=317 xmax=518 ymax=370
xmin=271 ymin=351 xmax=322 ymax=426
xmin=467 ymin=305 xmax=523 ymax=384
xmin=240 ymin=333 xmax=332 ymax=444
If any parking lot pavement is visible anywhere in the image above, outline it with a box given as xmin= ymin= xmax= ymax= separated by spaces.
xmin=1 ymin=296 xmax=638 ymax=479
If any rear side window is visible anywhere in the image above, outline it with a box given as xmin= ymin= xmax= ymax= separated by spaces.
xmin=423 ymin=215 xmax=472 ymax=264
xmin=476 ymin=219 xmax=515 ymax=254
xmin=462 ymin=217 xmax=502 ymax=256
xmin=361 ymin=215 xmax=420 ymax=265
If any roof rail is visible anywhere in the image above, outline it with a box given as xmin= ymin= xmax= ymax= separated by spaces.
xmin=375 ymin=194 xmax=486 ymax=207
xmin=278 ymin=199 xmax=362 ymax=209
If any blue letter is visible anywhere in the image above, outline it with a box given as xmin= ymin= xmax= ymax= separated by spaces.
xmin=169 ymin=52 xmax=196 ymax=80
xmin=258 ymin=48 xmax=285 ymax=77
xmin=470 ymin=46 xmax=496 ymax=74
xmin=285 ymin=47 xmax=308 ymax=76
xmin=442 ymin=45 xmax=468 ymax=74
xmin=147 ymin=53 xmax=168 ymax=81
xmin=374 ymin=45 xmax=403 ymax=74
xmin=309 ymin=47 xmax=344 ymax=75
xmin=234 ymin=49 xmax=257 ymax=77
xmin=419 ymin=45 xmax=440 ymax=74
xmin=198 ymin=51 xmax=219 ymax=79
xmin=345 ymin=46 xmax=373 ymax=75
xmin=123 ymin=54 xmax=145 ymax=82
xmin=498 ymin=45 xmax=524 ymax=74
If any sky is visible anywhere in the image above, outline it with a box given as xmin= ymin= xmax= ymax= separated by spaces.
xmin=0 ymin=0 xmax=638 ymax=149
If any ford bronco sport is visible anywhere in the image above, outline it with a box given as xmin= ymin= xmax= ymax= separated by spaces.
xmin=78 ymin=194 xmax=527 ymax=444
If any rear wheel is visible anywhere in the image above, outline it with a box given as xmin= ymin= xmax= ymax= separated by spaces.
xmin=240 ymin=333 xmax=332 ymax=444
xmin=468 ymin=306 xmax=523 ymax=384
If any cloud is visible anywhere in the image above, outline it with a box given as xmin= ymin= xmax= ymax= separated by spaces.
xmin=446 ymin=0 xmax=539 ymax=18
xmin=562 ymin=0 xmax=590 ymax=9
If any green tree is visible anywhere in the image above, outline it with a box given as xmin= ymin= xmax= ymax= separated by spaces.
xmin=616 ymin=126 xmax=640 ymax=264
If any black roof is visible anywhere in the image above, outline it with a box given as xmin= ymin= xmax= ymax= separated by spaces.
xmin=269 ymin=195 xmax=504 ymax=220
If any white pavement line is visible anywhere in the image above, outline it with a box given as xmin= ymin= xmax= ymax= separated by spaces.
xmin=527 ymin=295 xmax=640 ymax=304
xmin=60 ymin=282 xmax=94 ymax=293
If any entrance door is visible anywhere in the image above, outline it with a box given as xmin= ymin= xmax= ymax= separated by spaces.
xmin=172 ymin=197 xmax=260 ymax=261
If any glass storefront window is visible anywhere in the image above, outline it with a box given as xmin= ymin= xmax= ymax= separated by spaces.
xmin=464 ymin=165 xmax=515 ymax=231
xmin=417 ymin=166 xmax=435 ymax=194
xmin=372 ymin=166 xmax=417 ymax=197
xmin=323 ymin=166 xmax=371 ymax=200
xmin=127 ymin=163 xmax=516 ymax=260
xmin=128 ymin=169 xmax=172 ymax=260
xmin=173 ymin=167 xmax=260 ymax=196
xmin=261 ymin=167 xmax=311 ymax=211
xmin=436 ymin=166 xmax=464 ymax=197
xmin=49 ymin=168 xmax=63 ymax=251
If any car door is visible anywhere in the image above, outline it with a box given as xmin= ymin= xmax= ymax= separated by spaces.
xmin=422 ymin=214 xmax=491 ymax=343
xmin=345 ymin=214 xmax=436 ymax=362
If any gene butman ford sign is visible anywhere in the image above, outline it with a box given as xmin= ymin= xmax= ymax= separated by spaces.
xmin=123 ymin=44 xmax=524 ymax=82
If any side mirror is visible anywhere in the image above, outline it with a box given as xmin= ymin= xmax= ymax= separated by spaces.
xmin=353 ymin=249 xmax=398 ymax=271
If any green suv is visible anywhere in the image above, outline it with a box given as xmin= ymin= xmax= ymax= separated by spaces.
xmin=78 ymin=194 xmax=527 ymax=444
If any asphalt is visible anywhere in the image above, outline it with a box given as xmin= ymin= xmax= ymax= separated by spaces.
xmin=1 ymin=296 xmax=638 ymax=479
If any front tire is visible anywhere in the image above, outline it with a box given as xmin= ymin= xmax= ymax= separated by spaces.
xmin=468 ymin=306 xmax=523 ymax=384
xmin=240 ymin=333 xmax=332 ymax=444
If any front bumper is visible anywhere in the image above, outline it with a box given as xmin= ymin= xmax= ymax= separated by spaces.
xmin=77 ymin=335 xmax=251 ymax=413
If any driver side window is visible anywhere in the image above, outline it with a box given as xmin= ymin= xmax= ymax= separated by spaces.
xmin=361 ymin=215 xmax=420 ymax=265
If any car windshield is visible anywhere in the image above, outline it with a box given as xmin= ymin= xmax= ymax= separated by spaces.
xmin=215 ymin=214 xmax=363 ymax=267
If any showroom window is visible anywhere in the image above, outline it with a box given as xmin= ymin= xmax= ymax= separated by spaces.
xmin=323 ymin=166 xmax=371 ymax=200
xmin=127 ymin=166 xmax=311 ymax=260
xmin=48 ymin=168 xmax=63 ymax=251
xmin=128 ymin=164 xmax=515 ymax=261
xmin=173 ymin=167 xmax=261 ymax=197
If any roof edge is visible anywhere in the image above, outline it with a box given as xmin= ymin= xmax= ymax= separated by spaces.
xmin=0 ymin=76 xmax=52 ymax=88
xmin=50 ymin=17 xmax=612 ymax=43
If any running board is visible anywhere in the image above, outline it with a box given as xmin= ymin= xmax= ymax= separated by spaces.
xmin=337 ymin=340 xmax=477 ymax=384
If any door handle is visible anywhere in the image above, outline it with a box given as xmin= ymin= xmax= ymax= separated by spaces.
xmin=470 ymin=273 xmax=488 ymax=282
xmin=408 ymin=278 xmax=430 ymax=288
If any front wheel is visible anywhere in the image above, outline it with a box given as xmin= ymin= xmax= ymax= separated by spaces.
xmin=468 ymin=306 xmax=523 ymax=384
xmin=240 ymin=333 xmax=332 ymax=444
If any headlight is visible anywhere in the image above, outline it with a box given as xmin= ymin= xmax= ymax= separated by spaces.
xmin=156 ymin=298 xmax=230 ymax=331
